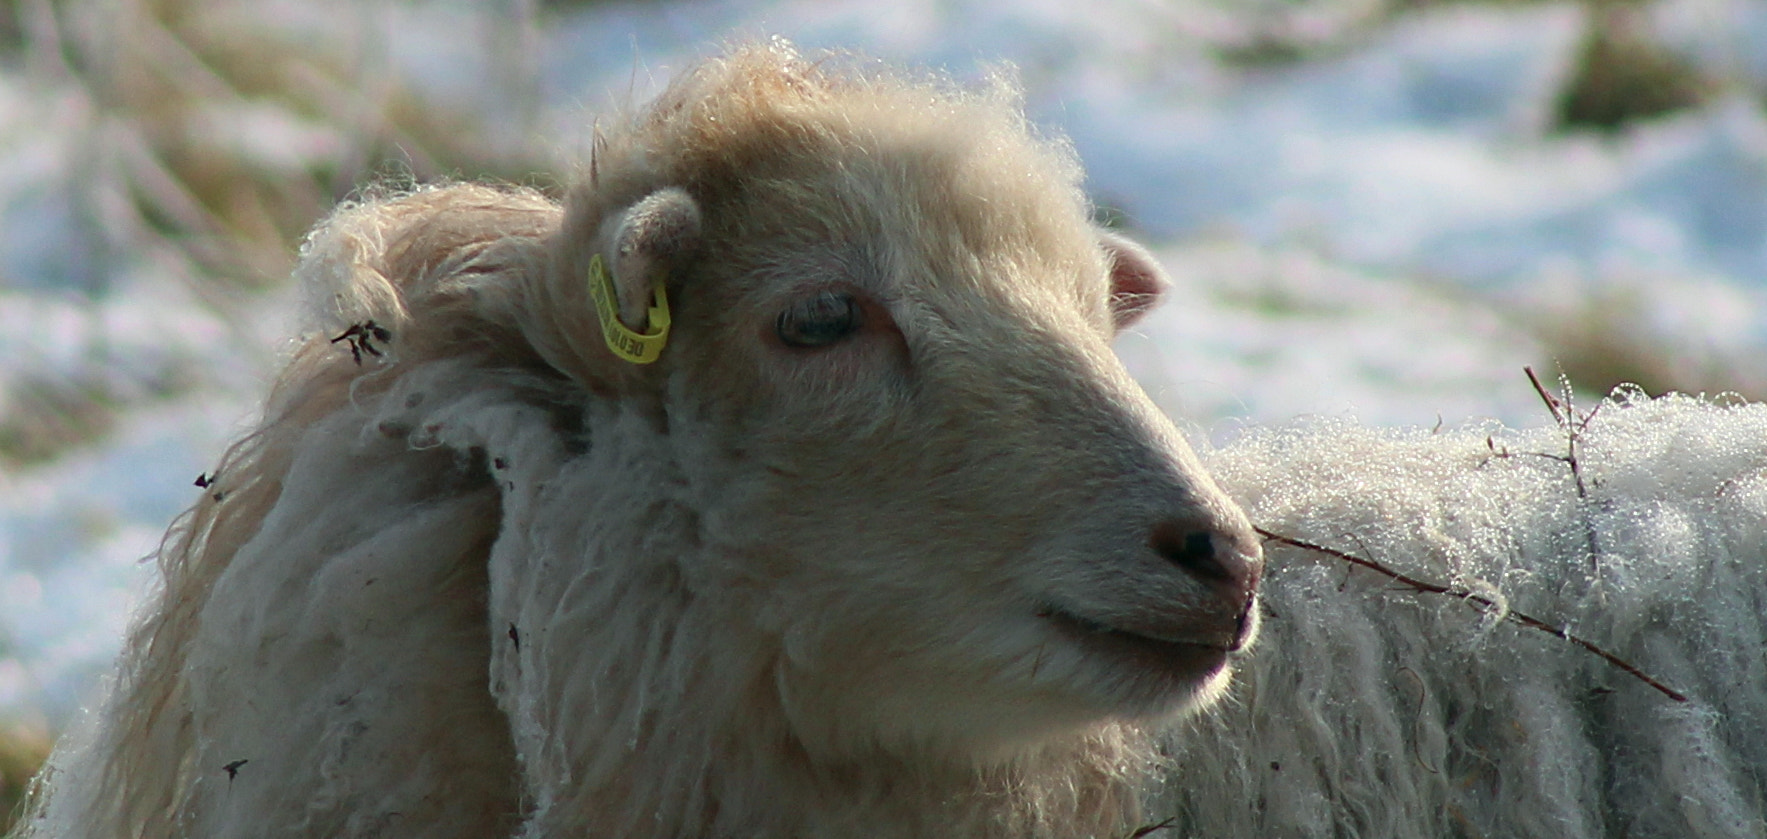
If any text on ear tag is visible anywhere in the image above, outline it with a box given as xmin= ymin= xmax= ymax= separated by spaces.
xmin=587 ymin=253 xmax=671 ymax=364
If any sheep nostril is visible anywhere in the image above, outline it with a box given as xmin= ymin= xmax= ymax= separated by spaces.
xmin=1151 ymin=520 xmax=1261 ymax=613
xmin=1176 ymin=532 xmax=1225 ymax=578
xmin=1152 ymin=524 xmax=1228 ymax=580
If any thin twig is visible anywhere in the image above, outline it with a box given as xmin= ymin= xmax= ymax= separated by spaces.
xmin=1525 ymin=366 xmax=1604 ymax=569
xmin=1126 ymin=816 xmax=1178 ymax=838
xmin=1254 ymin=528 xmax=1689 ymax=703
xmin=1525 ymin=365 xmax=1569 ymax=427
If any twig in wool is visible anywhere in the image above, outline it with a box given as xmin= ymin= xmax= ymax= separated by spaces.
xmin=1254 ymin=527 xmax=1689 ymax=703
xmin=1526 ymin=366 xmax=1605 ymax=570
xmin=330 ymin=319 xmax=392 ymax=365
xmin=1125 ymin=816 xmax=1177 ymax=838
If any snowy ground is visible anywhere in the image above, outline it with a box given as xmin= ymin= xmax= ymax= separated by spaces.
xmin=5 ymin=0 xmax=1767 ymax=727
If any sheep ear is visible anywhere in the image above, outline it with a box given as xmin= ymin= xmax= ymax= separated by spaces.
xmin=601 ymin=187 xmax=703 ymax=332
xmin=1100 ymin=232 xmax=1169 ymax=331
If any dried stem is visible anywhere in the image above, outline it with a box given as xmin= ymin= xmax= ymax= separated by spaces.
xmin=1126 ymin=817 xmax=1178 ymax=838
xmin=1254 ymin=527 xmax=1689 ymax=703
xmin=1525 ymin=366 xmax=1605 ymax=570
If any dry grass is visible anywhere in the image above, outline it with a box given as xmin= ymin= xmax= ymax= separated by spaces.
xmin=1515 ymin=284 xmax=1767 ymax=402
xmin=0 ymin=378 xmax=120 ymax=466
xmin=1553 ymin=1 xmax=1711 ymax=133
xmin=0 ymin=720 xmax=52 ymax=835
xmin=43 ymin=0 xmax=546 ymax=286
xmin=0 ymin=0 xmax=552 ymax=466
xmin=1215 ymin=0 xmax=1713 ymax=138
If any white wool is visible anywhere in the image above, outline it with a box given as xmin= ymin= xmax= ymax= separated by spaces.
xmin=1158 ymin=390 xmax=1767 ymax=837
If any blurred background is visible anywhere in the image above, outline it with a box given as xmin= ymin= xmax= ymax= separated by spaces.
xmin=3 ymin=0 xmax=1767 ymax=822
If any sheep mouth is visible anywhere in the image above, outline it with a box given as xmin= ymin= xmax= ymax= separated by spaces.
xmin=1038 ymin=605 xmax=1248 ymax=678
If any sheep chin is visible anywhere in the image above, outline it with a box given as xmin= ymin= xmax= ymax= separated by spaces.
xmin=1037 ymin=604 xmax=1242 ymax=702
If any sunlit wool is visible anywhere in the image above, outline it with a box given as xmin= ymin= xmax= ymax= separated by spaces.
xmin=1165 ymin=393 xmax=1767 ymax=838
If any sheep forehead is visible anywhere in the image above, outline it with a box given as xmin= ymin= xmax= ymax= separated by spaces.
xmin=696 ymin=138 xmax=1112 ymax=343
xmin=606 ymin=43 xmax=1105 ymax=304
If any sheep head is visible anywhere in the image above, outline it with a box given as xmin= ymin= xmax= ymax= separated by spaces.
xmin=506 ymin=43 xmax=1262 ymax=770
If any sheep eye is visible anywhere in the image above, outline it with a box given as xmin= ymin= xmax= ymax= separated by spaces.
xmin=776 ymin=291 xmax=861 ymax=348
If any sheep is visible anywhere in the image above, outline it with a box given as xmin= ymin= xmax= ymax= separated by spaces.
xmin=17 ymin=42 xmax=1263 ymax=839
xmin=1165 ymin=389 xmax=1767 ymax=838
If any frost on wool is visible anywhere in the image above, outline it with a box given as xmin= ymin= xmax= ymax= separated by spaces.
xmin=1157 ymin=389 xmax=1767 ymax=838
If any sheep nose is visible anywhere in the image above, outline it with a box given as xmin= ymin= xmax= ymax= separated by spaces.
xmin=1150 ymin=519 xmax=1263 ymax=617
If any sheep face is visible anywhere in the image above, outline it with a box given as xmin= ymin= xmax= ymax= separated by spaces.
xmin=554 ymin=74 xmax=1263 ymax=764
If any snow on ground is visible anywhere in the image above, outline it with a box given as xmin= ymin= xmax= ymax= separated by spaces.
xmin=4 ymin=0 xmax=1767 ymax=724
xmin=0 ymin=391 xmax=254 ymax=723
xmin=1122 ymin=240 xmax=1547 ymax=432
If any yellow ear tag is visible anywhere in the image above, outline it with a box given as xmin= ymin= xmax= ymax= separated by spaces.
xmin=587 ymin=253 xmax=671 ymax=364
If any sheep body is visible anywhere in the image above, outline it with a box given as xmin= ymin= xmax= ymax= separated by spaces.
xmin=1172 ymin=392 xmax=1767 ymax=837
